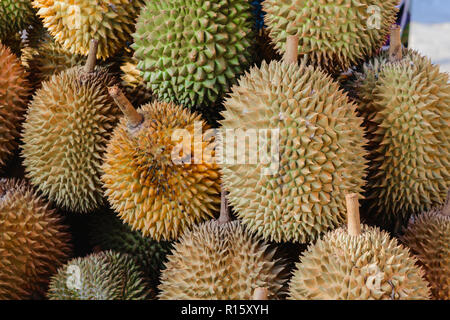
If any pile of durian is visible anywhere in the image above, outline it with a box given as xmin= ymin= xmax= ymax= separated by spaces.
xmin=0 ymin=0 xmax=448 ymax=301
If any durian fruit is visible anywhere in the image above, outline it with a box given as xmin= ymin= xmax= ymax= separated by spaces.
xmin=158 ymin=191 xmax=287 ymax=300
xmin=263 ymin=0 xmax=399 ymax=73
xmin=132 ymin=0 xmax=255 ymax=109
xmin=102 ymin=86 xmax=221 ymax=240
xmin=21 ymin=40 xmax=120 ymax=213
xmin=220 ymin=36 xmax=368 ymax=243
xmin=0 ymin=43 xmax=30 ymax=168
xmin=0 ymin=178 xmax=71 ymax=300
xmin=0 ymin=0 xmax=37 ymax=41
xmin=120 ymin=56 xmax=154 ymax=107
xmin=288 ymin=193 xmax=431 ymax=300
xmin=33 ymin=0 xmax=146 ymax=59
xmin=89 ymin=210 xmax=172 ymax=288
xmin=48 ymin=250 xmax=150 ymax=300
xmin=349 ymin=27 xmax=450 ymax=229
xmin=401 ymin=190 xmax=450 ymax=300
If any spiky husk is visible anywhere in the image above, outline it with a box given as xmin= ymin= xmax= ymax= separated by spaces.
xmin=159 ymin=220 xmax=287 ymax=299
xmin=0 ymin=178 xmax=71 ymax=300
xmin=33 ymin=0 xmax=146 ymax=59
xmin=102 ymin=101 xmax=221 ymax=240
xmin=21 ymin=66 xmax=120 ymax=213
xmin=263 ymin=0 xmax=398 ymax=73
xmin=89 ymin=210 xmax=172 ymax=288
xmin=221 ymin=60 xmax=368 ymax=243
xmin=132 ymin=0 xmax=255 ymax=109
xmin=120 ymin=57 xmax=154 ymax=106
xmin=288 ymin=224 xmax=431 ymax=300
xmin=0 ymin=44 xmax=30 ymax=168
xmin=401 ymin=196 xmax=450 ymax=300
xmin=353 ymin=50 xmax=450 ymax=226
xmin=48 ymin=250 xmax=150 ymax=300
xmin=0 ymin=0 xmax=37 ymax=41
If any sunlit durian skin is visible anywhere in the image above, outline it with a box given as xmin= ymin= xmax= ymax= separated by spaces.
xmin=158 ymin=220 xmax=287 ymax=300
xmin=221 ymin=60 xmax=368 ymax=243
xmin=0 ymin=178 xmax=71 ymax=300
xmin=263 ymin=0 xmax=398 ymax=73
xmin=102 ymin=101 xmax=221 ymax=241
xmin=288 ymin=224 xmax=431 ymax=300
xmin=21 ymin=66 xmax=119 ymax=213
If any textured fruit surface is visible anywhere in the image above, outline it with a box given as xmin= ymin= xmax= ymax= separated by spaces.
xmin=263 ymin=0 xmax=398 ymax=72
xmin=288 ymin=224 xmax=431 ymax=300
xmin=48 ymin=250 xmax=149 ymax=300
xmin=133 ymin=0 xmax=254 ymax=108
xmin=89 ymin=211 xmax=172 ymax=287
xmin=0 ymin=0 xmax=37 ymax=40
xmin=0 ymin=178 xmax=71 ymax=300
xmin=22 ymin=66 xmax=119 ymax=213
xmin=120 ymin=57 xmax=154 ymax=106
xmin=355 ymin=51 xmax=450 ymax=224
xmin=33 ymin=0 xmax=146 ymax=59
xmin=102 ymin=101 xmax=221 ymax=240
xmin=402 ymin=196 xmax=450 ymax=300
xmin=159 ymin=220 xmax=287 ymax=299
xmin=0 ymin=44 xmax=30 ymax=167
xmin=221 ymin=60 xmax=368 ymax=243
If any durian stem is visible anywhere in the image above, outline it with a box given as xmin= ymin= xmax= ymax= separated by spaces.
xmin=283 ymin=35 xmax=299 ymax=64
xmin=218 ymin=187 xmax=231 ymax=224
xmin=108 ymin=86 xmax=143 ymax=128
xmin=389 ymin=25 xmax=402 ymax=62
xmin=84 ymin=39 xmax=99 ymax=73
xmin=443 ymin=188 xmax=450 ymax=216
xmin=345 ymin=193 xmax=361 ymax=236
xmin=252 ymin=287 xmax=268 ymax=300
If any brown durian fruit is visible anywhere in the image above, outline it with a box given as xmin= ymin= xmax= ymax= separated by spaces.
xmin=0 ymin=178 xmax=71 ymax=300
xmin=102 ymin=87 xmax=221 ymax=241
xmin=158 ymin=190 xmax=287 ymax=299
xmin=21 ymin=40 xmax=120 ymax=213
xmin=288 ymin=193 xmax=431 ymax=300
xmin=0 ymin=43 xmax=30 ymax=168
xmin=120 ymin=56 xmax=154 ymax=107
xmin=402 ymin=190 xmax=450 ymax=300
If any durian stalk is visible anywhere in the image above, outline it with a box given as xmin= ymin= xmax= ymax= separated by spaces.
xmin=443 ymin=189 xmax=450 ymax=216
xmin=389 ymin=25 xmax=402 ymax=62
xmin=283 ymin=35 xmax=299 ymax=64
xmin=345 ymin=193 xmax=361 ymax=236
xmin=218 ymin=187 xmax=231 ymax=224
xmin=252 ymin=287 xmax=268 ymax=300
xmin=84 ymin=39 xmax=99 ymax=73
xmin=108 ymin=86 xmax=143 ymax=128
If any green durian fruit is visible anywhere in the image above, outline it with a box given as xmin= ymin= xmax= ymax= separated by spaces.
xmin=132 ymin=0 xmax=255 ymax=109
xmin=89 ymin=210 xmax=172 ymax=288
xmin=48 ymin=250 xmax=150 ymax=300
xmin=0 ymin=0 xmax=37 ymax=41
xmin=263 ymin=0 xmax=399 ymax=73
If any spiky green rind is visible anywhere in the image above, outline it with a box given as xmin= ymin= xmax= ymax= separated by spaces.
xmin=0 ymin=44 xmax=30 ymax=168
xmin=48 ymin=250 xmax=150 ymax=300
xmin=0 ymin=0 xmax=37 ymax=41
xmin=33 ymin=0 xmax=146 ymax=59
xmin=263 ymin=0 xmax=398 ymax=73
xmin=363 ymin=52 xmax=450 ymax=222
xmin=221 ymin=60 xmax=368 ymax=243
xmin=132 ymin=0 xmax=255 ymax=109
xmin=401 ymin=200 xmax=450 ymax=300
xmin=0 ymin=178 xmax=71 ymax=300
xmin=89 ymin=211 xmax=172 ymax=287
xmin=159 ymin=220 xmax=287 ymax=299
xmin=288 ymin=224 xmax=431 ymax=300
xmin=21 ymin=66 xmax=120 ymax=213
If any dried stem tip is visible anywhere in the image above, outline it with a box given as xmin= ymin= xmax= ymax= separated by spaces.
xmin=253 ymin=287 xmax=268 ymax=300
xmin=389 ymin=25 xmax=402 ymax=62
xmin=345 ymin=193 xmax=361 ymax=236
xmin=108 ymin=86 xmax=143 ymax=128
xmin=218 ymin=187 xmax=231 ymax=224
xmin=84 ymin=39 xmax=99 ymax=73
xmin=284 ymin=35 xmax=299 ymax=64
